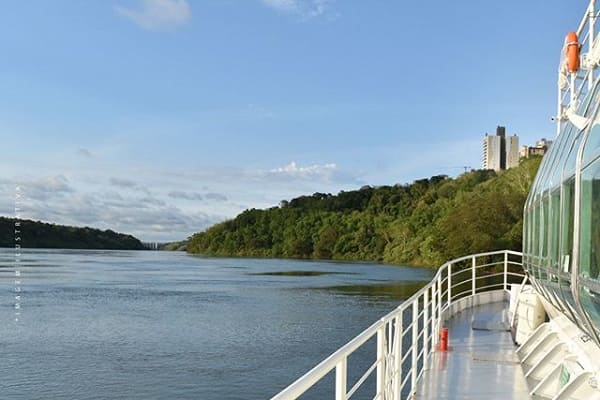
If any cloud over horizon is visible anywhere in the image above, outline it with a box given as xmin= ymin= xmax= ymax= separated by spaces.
xmin=1 ymin=157 xmax=363 ymax=242
xmin=115 ymin=0 xmax=191 ymax=30
xmin=269 ymin=161 xmax=337 ymax=178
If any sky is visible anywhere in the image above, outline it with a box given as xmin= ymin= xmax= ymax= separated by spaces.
xmin=1 ymin=0 xmax=587 ymax=241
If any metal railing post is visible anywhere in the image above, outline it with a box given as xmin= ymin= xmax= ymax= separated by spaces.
xmin=472 ymin=256 xmax=477 ymax=296
xmin=423 ymin=289 xmax=429 ymax=359
xmin=504 ymin=251 xmax=509 ymax=291
xmin=437 ymin=273 xmax=442 ymax=339
xmin=393 ymin=315 xmax=402 ymax=399
xmin=431 ymin=282 xmax=437 ymax=351
xmin=589 ymin=0 xmax=596 ymax=90
xmin=447 ymin=263 xmax=452 ymax=305
xmin=335 ymin=358 xmax=347 ymax=400
xmin=411 ymin=299 xmax=418 ymax=396
xmin=376 ymin=326 xmax=386 ymax=397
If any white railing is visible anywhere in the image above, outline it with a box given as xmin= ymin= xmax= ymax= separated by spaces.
xmin=557 ymin=0 xmax=598 ymax=135
xmin=270 ymin=250 xmax=525 ymax=400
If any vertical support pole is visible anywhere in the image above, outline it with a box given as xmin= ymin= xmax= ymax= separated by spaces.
xmin=472 ymin=256 xmax=477 ymax=296
xmin=411 ymin=299 xmax=418 ymax=396
xmin=393 ymin=315 xmax=402 ymax=399
xmin=570 ymin=73 xmax=576 ymax=104
xmin=437 ymin=273 xmax=442 ymax=340
xmin=447 ymin=263 xmax=452 ymax=306
xmin=335 ymin=358 xmax=347 ymax=400
xmin=590 ymin=0 xmax=596 ymax=90
xmin=504 ymin=251 xmax=509 ymax=291
xmin=423 ymin=289 xmax=429 ymax=359
xmin=431 ymin=282 xmax=437 ymax=351
xmin=377 ymin=326 xmax=386 ymax=397
xmin=556 ymin=76 xmax=562 ymax=137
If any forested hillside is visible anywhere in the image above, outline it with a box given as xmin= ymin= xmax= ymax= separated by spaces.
xmin=1 ymin=217 xmax=145 ymax=250
xmin=188 ymin=157 xmax=541 ymax=267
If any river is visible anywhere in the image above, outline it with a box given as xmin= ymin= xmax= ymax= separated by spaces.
xmin=0 ymin=248 xmax=433 ymax=399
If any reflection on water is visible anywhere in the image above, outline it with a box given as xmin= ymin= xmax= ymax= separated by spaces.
xmin=0 ymin=249 xmax=433 ymax=400
xmin=324 ymin=280 xmax=429 ymax=300
xmin=249 ymin=270 xmax=354 ymax=276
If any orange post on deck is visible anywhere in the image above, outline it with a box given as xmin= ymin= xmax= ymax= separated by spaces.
xmin=439 ymin=327 xmax=449 ymax=351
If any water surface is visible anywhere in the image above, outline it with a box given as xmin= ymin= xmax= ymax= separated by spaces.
xmin=0 ymin=249 xmax=433 ymax=399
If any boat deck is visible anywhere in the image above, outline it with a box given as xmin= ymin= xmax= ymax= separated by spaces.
xmin=414 ymin=301 xmax=531 ymax=400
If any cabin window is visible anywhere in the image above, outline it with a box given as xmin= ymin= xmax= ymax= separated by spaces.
xmin=550 ymin=123 xmax=576 ymax=186
xmin=523 ymin=207 xmax=530 ymax=260
xmin=579 ymin=158 xmax=600 ymax=280
xmin=561 ymin=178 xmax=575 ymax=274
xmin=550 ymin=189 xmax=561 ymax=269
xmin=532 ymin=204 xmax=541 ymax=278
xmin=583 ymin=123 xmax=600 ymax=166
xmin=540 ymin=195 xmax=550 ymax=281
xmin=564 ymin=130 xmax=585 ymax=187
xmin=578 ymin=156 xmax=600 ymax=329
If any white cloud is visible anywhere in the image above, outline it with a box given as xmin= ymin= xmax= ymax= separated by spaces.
xmin=262 ymin=0 xmax=297 ymax=12
xmin=168 ymin=190 xmax=204 ymax=201
xmin=109 ymin=177 xmax=137 ymax=188
xmin=205 ymin=192 xmax=228 ymax=202
xmin=261 ymin=0 xmax=335 ymax=18
xmin=109 ymin=177 xmax=151 ymax=194
xmin=168 ymin=190 xmax=229 ymax=202
xmin=270 ymin=161 xmax=336 ymax=177
xmin=21 ymin=175 xmax=74 ymax=201
xmin=115 ymin=0 xmax=191 ymax=31
xmin=2 ymin=158 xmax=362 ymax=241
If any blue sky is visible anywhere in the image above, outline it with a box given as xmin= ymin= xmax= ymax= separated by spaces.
xmin=1 ymin=0 xmax=585 ymax=241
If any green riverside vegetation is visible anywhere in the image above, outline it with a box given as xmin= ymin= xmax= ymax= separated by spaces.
xmin=187 ymin=157 xmax=541 ymax=267
xmin=2 ymin=217 xmax=145 ymax=250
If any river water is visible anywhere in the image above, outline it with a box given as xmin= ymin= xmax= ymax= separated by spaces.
xmin=0 ymin=249 xmax=433 ymax=399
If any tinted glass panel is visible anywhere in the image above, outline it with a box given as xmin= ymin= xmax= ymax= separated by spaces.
xmin=561 ymin=178 xmax=575 ymax=274
xmin=579 ymin=156 xmax=600 ymax=330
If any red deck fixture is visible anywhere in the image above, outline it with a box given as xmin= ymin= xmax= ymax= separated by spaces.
xmin=439 ymin=327 xmax=449 ymax=351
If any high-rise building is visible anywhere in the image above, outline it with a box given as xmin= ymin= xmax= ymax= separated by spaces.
xmin=483 ymin=134 xmax=502 ymax=171
xmin=482 ymin=126 xmax=519 ymax=171
xmin=506 ymin=135 xmax=520 ymax=168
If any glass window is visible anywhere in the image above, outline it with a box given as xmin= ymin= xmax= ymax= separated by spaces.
xmin=561 ymin=178 xmax=575 ymax=274
xmin=583 ymin=123 xmax=600 ymax=166
xmin=531 ymin=204 xmax=542 ymax=279
xmin=563 ymin=130 xmax=585 ymax=178
xmin=580 ymin=157 xmax=600 ymax=280
xmin=549 ymin=123 xmax=576 ymax=189
xmin=540 ymin=195 xmax=549 ymax=281
xmin=579 ymin=156 xmax=600 ymax=330
xmin=550 ymin=189 xmax=561 ymax=270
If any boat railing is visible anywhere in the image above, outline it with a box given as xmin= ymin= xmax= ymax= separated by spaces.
xmin=558 ymin=0 xmax=599 ymax=135
xmin=270 ymin=250 xmax=526 ymax=400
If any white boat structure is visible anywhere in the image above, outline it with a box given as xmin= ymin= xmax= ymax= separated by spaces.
xmin=270 ymin=1 xmax=600 ymax=399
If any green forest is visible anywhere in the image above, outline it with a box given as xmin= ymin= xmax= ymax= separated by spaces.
xmin=1 ymin=217 xmax=145 ymax=250
xmin=188 ymin=157 xmax=541 ymax=267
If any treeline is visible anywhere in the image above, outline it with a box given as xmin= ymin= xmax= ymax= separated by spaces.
xmin=1 ymin=217 xmax=145 ymax=250
xmin=188 ymin=157 xmax=541 ymax=267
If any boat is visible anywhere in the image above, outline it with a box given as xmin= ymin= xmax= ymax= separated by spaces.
xmin=269 ymin=1 xmax=600 ymax=399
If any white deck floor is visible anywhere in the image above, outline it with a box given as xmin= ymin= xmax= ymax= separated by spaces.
xmin=414 ymin=301 xmax=531 ymax=400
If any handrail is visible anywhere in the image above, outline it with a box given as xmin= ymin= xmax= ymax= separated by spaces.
xmin=557 ymin=0 xmax=598 ymax=135
xmin=270 ymin=250 xmax=526 ymax=400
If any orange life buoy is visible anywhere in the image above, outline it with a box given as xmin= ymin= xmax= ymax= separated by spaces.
xmin=565 ymin=31 xmax=580 ymax=73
